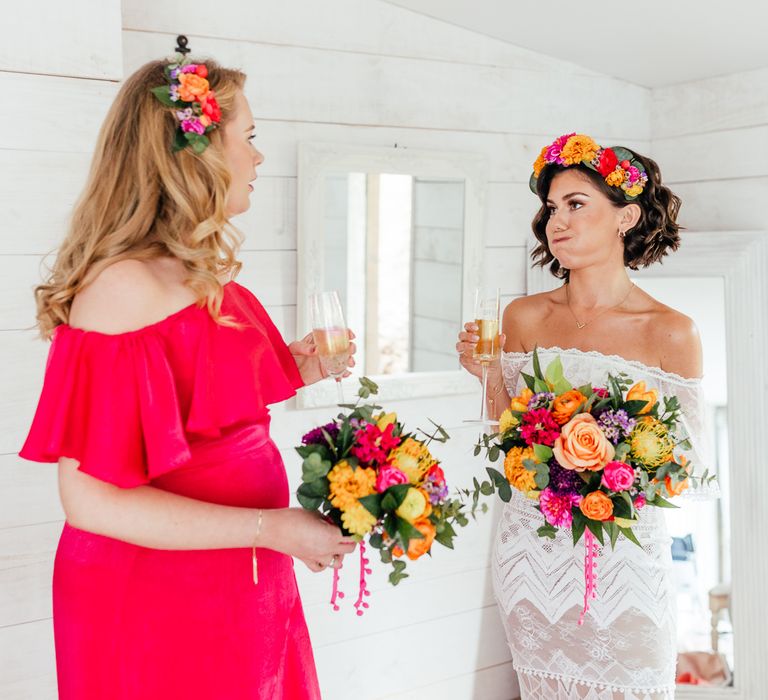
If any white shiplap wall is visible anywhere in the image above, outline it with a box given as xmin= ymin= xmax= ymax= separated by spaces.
xmin=1 ymin=2 xmax=651 ymax=698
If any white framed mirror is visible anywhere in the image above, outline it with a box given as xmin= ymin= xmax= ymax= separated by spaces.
xmin=528 ymin=230 xmax=768 ymax=700
xmin=296 ymin=142 xmax=488 ymax=408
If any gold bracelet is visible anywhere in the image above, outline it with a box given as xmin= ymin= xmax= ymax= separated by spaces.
xmin=252 ymin=509 xmax=264 ymax=585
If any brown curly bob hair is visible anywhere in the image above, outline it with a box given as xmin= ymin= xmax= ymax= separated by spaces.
xmin=530 ymin=151 xmax=682 ymax=280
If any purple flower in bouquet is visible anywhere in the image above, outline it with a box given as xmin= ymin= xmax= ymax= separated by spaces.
xmin=539 ymin=487 xmax=582 ymax=528
xmin=528 ymin=392 xmax=555 ymax=410
xmin=302 ymin=422 xmax=340 ymax=446
xmin=520 ymin=408 xmax=560 ymax=447
xmin=596 ymin=409 xmax=635 ymax=444
xmin=549 ymin=459 xmax=583 ymax=494
xmin=423 ymin=465 xmax=450 ymax=504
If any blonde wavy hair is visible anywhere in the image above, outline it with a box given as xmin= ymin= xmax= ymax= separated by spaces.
xmin=34 ymin=58 xmax=247 ymax=338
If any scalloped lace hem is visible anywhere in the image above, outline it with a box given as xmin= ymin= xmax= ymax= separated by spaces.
xmin=502 ymin=346 xmax=702 ymax=387
xmin=515 ymin=666 xmax=675 ymax=700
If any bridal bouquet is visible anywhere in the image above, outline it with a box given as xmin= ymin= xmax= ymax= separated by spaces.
xmin=471 ymin=349 xmax=716 ymax=549
xmin=296 ymin=378 xmax=468 ymax=612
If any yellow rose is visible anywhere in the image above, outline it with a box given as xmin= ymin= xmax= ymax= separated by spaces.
xmin=553 ymin=413 xmax=615 ymax=472
xmin=395 ymin=487 xmax=431 ymax=523
xmin=376 ymin=412 xmax=397 ymax=430
xmin=509 ymin=388 xmax=534 ymax=412
xmin=499 ymin=408 xmax=519 ymax=434
xmin=627 ymin=381 xmax=658 ymax=414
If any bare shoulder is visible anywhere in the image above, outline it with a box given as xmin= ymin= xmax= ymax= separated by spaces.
xmin=502 ymin=292 xmax=555 ymax=352
xmin=69 ymin=259 xmax=196 ymax=334
xmin=648 ymin=302 xmax=703 ymax=379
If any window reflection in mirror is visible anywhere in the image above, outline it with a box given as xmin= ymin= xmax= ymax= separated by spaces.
xmin=323 ymin=172 xmax=464 ymax=376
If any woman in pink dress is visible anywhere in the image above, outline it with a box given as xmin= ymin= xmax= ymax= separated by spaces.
xmin=20 ymin=51 xmax=355 ymax=699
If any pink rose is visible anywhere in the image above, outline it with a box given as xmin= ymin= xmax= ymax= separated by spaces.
xmin=602 ymin=461 xmax=635 ymax=491
xmin=634 ymin=493 xmax=646 ymax=510
xmin=375 ymin=464 xmax=409 ymax=492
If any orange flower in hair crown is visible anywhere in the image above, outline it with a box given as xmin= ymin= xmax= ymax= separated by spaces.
xmin=151 ymin=38 xmax=222 ymax=154
xmin=530 ymin=133 xmax=648 ymax=200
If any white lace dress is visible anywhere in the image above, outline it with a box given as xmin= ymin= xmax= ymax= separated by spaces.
xmin=494 ymin=347 xmax=712 ymax=700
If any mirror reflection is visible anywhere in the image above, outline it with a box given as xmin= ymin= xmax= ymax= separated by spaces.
xmin=322 ymin=172 xmax=465 ymax=376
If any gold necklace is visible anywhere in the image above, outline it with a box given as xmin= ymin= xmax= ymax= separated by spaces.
xmin=565 ymin=282 xmax=635 ymax=329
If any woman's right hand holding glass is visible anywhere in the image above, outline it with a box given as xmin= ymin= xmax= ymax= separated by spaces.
xmin=456 ymin=321 xmax=505 ymax=384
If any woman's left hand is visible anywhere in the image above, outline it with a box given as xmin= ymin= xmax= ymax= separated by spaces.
xmin=289 ymin=330 xmax=356 ymax=386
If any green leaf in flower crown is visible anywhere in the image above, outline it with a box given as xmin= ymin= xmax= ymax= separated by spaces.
xmin=532 ymin=443 xmax=553 ymax=463
xmin=521 ymin=372 xmax=537 ymax=392
xmin=172 ymin=129 xmax=189 ymax=152
xmin=151 ymin=85 xmax=178 ymax=108
xmin=612 ymin=146 xmax=635 ymax=163
xmin=189 ymin=134 xmax=210 ymax=155
xmin=529 ymin=171 xmax=540 ymax=195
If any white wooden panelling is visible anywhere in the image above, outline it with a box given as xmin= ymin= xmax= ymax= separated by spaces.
xmin=483 ymin=246 xmax=528 ymax=296
xmin=0 ymin=150 xmax=89 ymax=256
xmin=0 ymin=2 xmax=121 ymax=80
xmin=653 ymin=125 xmax=768 ymax=184
xmin=674 ymin=179 xmax=768 ymax=231
xmin=1 ymin=331 xmax=48 ymax=457
xmin=123 ymin=31 xmax=651 ymax=140
xmin=226 ymin=250 xmax=297 ymax=306
xmin=652 ymin=66 xmax=768 ymax=139
xmin=0 ymin=73 xmax=118 ymax=153
xmin=122 ymin=0 xmax=595 ymax=76
xmin=0 ymin=256 xmax=42 ymax=330
xmin=233 ymin=176 xmax=298 ymax=251
xmin=312 ymin=604 xmax=511 ymax=700
xmin=0 ymin=522 xmax=60 ymax=628
xmin=0 ymin=619 xmax=57 ymax=700
xmin=485 ymin=182 xmax=540 ymax=247
xmin=0 ymin=455 xmax=62 ymax=530
xmin=245 ymin=121 xmax=650 ymax=183
xmin=386 ymin=661 xmax=519 ymax=700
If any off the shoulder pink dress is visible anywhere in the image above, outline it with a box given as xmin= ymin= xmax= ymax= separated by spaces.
xmin=20 ymin=281 xmax=321 ymax=700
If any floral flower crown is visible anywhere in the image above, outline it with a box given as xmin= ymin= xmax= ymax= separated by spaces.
xmin=151 ymin=39 xmax=222 ymax=155
xmin=530 ymin=133 xmax=649 ymax=201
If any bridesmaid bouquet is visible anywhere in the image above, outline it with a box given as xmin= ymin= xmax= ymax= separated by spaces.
xmin=471 ymin=349 xmax=716 ymax=549
xmin=296 ymin=378 xmax=468 ymax=612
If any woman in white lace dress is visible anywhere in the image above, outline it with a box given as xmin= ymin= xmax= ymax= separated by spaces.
xmin=456 ymin=134 xmax=710 ymax=699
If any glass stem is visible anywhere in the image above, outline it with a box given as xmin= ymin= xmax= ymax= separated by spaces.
xmin=480 ymin=361 xmax=489 ymax=423
xmin=335 ymin=377 xmax=344 ymax=404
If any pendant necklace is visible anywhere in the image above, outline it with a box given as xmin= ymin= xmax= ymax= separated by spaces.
xmin=565 ymin=282 xmax=635 ymax=329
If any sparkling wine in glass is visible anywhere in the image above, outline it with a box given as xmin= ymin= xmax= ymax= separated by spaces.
xmin=310 ymin=291 xmax=350 ymax=403
xmin=466 ymin=287 xmax=501 ymax=425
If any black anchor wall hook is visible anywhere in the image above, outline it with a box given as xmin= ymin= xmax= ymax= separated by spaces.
xmin=175 ymin=35 xmax=191 ymax=55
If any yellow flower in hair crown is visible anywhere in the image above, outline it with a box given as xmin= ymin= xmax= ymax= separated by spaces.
xmin=530 ymin=133 xmax=649 ymax=201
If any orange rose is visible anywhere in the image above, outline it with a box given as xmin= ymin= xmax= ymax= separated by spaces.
xmin=551 ymin=390 xmax=587 ymax=426
xmin=580 ymin=491 xmax=614 ymax=521
xmin=177 ymin=73 xmax=210 ymax=102
xmin=627 ymin=381 xmax=658 ymax=414
xmin=553 ymin=412 xmax=615 ymax=472
xmin=392 ymin=519 xmax=436 ymax=561
xmin=510 ymin=388 xmax=534 ymax=412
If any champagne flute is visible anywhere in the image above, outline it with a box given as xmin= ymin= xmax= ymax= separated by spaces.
xmin=465 ymin=287 xmax=501 ymax=426
xmin=309 ymin=291 xmax=350 ymax=403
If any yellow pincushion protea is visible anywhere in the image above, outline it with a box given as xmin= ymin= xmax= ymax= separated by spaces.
xmin=328 ymin=460 xmax=376 ymax=510
xmin=629 ymin=417 xmax=675 ymax=469
xmin=341 ymin=502 xmax=378 ymax=537
xmin=560 ymin=135 xmax=599 ymax=166
xmin=388 ymin=438 xmax=435 ymax=484
xmin=504 ymin=446 xmax=538 ymax=492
